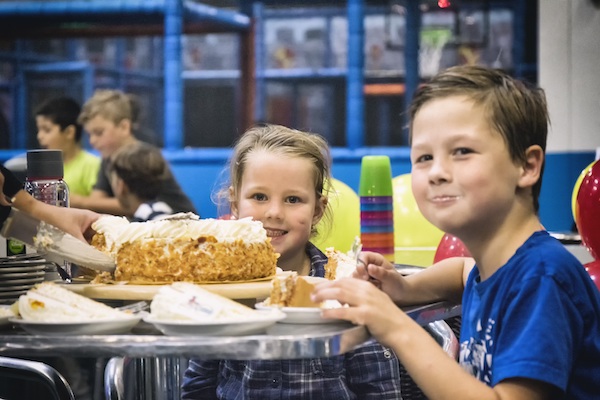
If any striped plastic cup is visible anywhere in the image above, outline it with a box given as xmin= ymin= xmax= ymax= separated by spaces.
xmin=359 ymin=156 xmax=394 ymax=262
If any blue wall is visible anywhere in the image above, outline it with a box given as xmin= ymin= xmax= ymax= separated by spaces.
xmin=165 ymin=148 xmax=596 ymax=232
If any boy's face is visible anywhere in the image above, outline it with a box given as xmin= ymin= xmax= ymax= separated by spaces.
xmin=84 ymin=115 xmax=130 ymax=158
xmin=232 ymin=151 xmax=324 ymax=266
xmin=410 ymin=96 xmax=523 ymax=239
xmin=36 ymin=116 xmax=72 ymax=151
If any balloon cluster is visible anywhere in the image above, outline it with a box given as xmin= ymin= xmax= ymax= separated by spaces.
xmin=573 ymin=159 xmax=600 ymax=290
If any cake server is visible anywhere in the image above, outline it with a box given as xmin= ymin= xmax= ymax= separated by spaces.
xmin=0 ymin=207 xmax=116 ymax=272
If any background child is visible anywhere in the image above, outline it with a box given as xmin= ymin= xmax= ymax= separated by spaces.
xmin=108 ymin=141 xmax=173 ymax=222
xmin=313 ymin=65 xmax=600 ymax=399
xmin=71 ymin=89 xmax=196 ymax=217
xmin=35 ymin=96 xmax=100 ymax=196
xmin=182 ymin=124 xmax=403 ymax=399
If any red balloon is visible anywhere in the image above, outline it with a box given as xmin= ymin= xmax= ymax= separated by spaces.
xmin=576 ymin=160 xmax=600 ymax=260
xmin=585 ymin=260 xmax=600 ymax=291
xmin=433 ymin=233 xmax=472 ymax=263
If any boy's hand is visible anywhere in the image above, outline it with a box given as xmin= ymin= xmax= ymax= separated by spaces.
xmin=312 ymin=278 xmax=409 ymax=347
xmin=354 ymin=251 xmax=407 ymax=304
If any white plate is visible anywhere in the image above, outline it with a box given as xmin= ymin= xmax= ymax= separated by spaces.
xmin=0 ymin=284 xmax=34 ymax=293
xmin=0 ymin=277 xmax=44 ymax=286
xmin=0 ymin=306 xmax=15 ymax=327
xmin=0 ymin=265 xmax=46 ymax=274
xmin=10 ymin=314 xmax=144 ymax=336
xmin=255 ymin=302 xmax=344 ymax=324
xmin=143 ymin=309 xmax=286 ymax=336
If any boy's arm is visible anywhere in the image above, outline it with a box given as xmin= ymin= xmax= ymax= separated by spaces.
xmin=70 ymin=190 xmax=128 ymax=216
xmin=401 ymin=256 xmax=474 ymax=305
xmin=356 ymin=252 xmax=472 ymax=305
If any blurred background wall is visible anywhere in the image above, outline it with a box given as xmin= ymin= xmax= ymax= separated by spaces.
xmin=0 ymin=0 xmax=598 ymax=231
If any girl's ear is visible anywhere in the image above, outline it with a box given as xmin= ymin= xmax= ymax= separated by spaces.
xmin=518 ymin=144 xmax=544 ymax=188
xmin=312 ymin=196 xmax=328 ymax=225
xmin=229 ymin=186 xmax=239 ymax=218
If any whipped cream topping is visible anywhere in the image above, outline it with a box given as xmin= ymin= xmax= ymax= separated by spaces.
xmin=92 ymin=214 xmax=268 ymax=253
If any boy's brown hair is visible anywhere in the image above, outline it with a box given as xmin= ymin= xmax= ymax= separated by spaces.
xmin=409 ymin=65 xmax=549 ymax=212
xmin=109 ymin=142 xmax=167 ymax=201
xmin=78 ymin=89 xmax=132 ymax=126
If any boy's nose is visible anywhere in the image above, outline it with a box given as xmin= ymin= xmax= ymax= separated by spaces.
xmin=428 ymin=158 xmax=451 ymax=184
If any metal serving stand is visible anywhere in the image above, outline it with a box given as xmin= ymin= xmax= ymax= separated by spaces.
xmin=0 ymin=301 xmax=460 ymax=399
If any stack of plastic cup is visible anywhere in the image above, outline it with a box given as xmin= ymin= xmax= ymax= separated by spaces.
xmin=359 ymin=155 xmax=395 ymax=262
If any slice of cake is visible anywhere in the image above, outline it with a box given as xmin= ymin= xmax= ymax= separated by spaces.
xmin=91 ymin=214 xmax=279 ymax=284
xmin=266 ymin=272 xmax=320 ymax=308
xmin=324 ymin=247 xmax=359 ymax=280
xmin=150 ymin=282 xmax=265 ymax=322
xmin=14 ymin=282 xmax=130 ymax=322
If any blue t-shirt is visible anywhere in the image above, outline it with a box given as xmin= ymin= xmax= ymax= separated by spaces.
xmin=460 ymin=231 xmax=600 ymax=398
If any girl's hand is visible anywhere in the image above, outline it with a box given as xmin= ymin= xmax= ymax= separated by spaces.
xmin=311 ymin=278 xmax=408 ymax=347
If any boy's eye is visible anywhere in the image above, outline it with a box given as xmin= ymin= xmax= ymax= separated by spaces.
xmin=252 ymin=193 xmax=267 ymax=201
xmin=454 ymin=147 xmax=473 ymax=156
xmin=414 ymin=154 xmax=433 ymax=163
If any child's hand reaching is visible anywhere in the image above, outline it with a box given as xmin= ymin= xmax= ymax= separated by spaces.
xmin=354 ymin=251 xmax=408 ymax=304
xmin=311 ymin=277 xmax=413 ymax=347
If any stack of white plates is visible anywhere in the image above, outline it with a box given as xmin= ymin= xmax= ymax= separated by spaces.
xmin=0 ymin=254 xmax=49 ymax=305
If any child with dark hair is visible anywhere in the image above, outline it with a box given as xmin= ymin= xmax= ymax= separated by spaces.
xmin=108 ymin=141 xmax=173 ymax=222
xmin=35 ymin=96 xmax=100 ymax=196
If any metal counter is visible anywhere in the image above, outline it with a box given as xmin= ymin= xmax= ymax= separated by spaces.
xmin=0 ymin=302 xmax=460 ymax=400
xmin=0 ymin=302 xmax=460 ymax=360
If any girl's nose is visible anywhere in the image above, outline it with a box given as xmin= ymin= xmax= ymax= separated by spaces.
xmin=264 ymin=202 xmax=283 ymax=219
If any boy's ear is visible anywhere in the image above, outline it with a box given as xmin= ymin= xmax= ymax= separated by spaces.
xmin=228 ymin=186 xmax=239 ymax=218
xmin=518 ymin=145 xmax=544 ymax=188
xmin=312 ymin=196 xmax=328 ymax=225
xmin=63 ymin=124 xmax=76 ymax=140
xmin=118 ymin=118 xmax=132 ymax=134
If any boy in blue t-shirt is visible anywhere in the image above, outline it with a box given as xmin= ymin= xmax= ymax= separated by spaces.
xmin=313 ymin=65 xmax=600 ymax=399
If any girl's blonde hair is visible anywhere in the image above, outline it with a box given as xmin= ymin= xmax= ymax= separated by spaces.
xmin=219 ymin=124 xmax=333 ymax=237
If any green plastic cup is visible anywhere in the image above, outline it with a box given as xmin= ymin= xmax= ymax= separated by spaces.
xmin=359 ymin=155 xmax=393 ymax=197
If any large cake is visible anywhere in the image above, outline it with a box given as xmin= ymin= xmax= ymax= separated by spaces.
xmin=91 ymin=214 xmax=278 ymax=284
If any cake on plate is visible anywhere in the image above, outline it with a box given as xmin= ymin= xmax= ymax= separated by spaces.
xmin=324 ymin=246 xmax=359 ymax=280
xmin=264 ymin=272 xmax=332 ymax=308
xmin=13 ymin=282 xmax=131 ymax=322
xmin=149 ymin=282 xmax=266 ymax=322
xmin=91 ymin=213 xmax=279 ymax=284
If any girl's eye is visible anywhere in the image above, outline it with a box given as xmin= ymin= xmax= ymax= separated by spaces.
xmin=286 ymin=196 xmax=301 ymax=204
xmin=252 ymin=193 xmax=267 ymax=201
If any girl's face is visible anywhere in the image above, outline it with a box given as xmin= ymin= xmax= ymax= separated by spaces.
xmin=36 ymin=116 xmax=72 ymax=150
xmin=84 ymin=115 xmax=130 ymax=158
xmin=410 ymin=96 xmax=523 ymax=240
xmin=232 ymin=151 xmax=324 ymax=267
